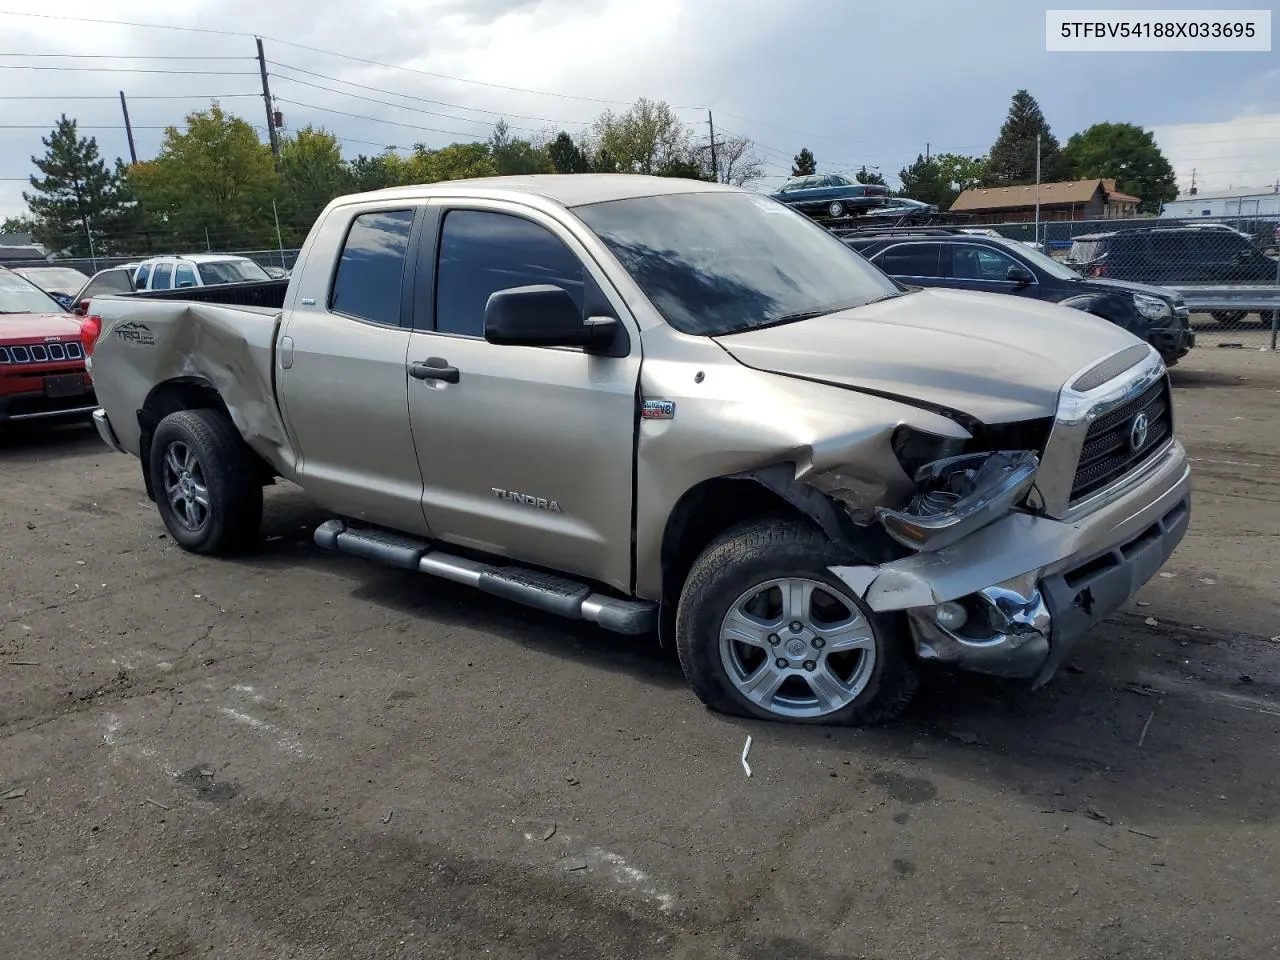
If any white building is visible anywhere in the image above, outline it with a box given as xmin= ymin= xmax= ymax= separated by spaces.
xmin=1159 ymin=185 xmax=1280 ymax=219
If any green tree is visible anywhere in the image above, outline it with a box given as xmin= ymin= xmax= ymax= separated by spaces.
xmin=855 ymin=165 xmax=886 ymax=186
xmin=278 ymin=126 xmax=352 ymax=241
xmin=22 ymin=115 xmax=127 ymax=256
xmin=985 ymin=90 xmax=1063 ymax=186
xmin=897 ymin=154 xmax=951 ymax=206
xmin=1 ymin=214 xmax=35 ymax=234
xmin=1061 ymin=122 xmax=1177 ymax=213
xmin=547 ymin=131 xmax=591 ymax=174
xmin=348 ymin=152 xmax=399 ymax=192
xmin=395 ymin=142 xmax=497 ymax=183
xmin=933 ymin=153 xmax=987 ymax=197
xmin=792 ymin=147 xmax=816 ymax=176
xmin=592 ymin=99 xmax=698 ymax=176
xmin=128 ymin=103 xmax=279 ymax=250
xmin=488 ymin=120 xmax=552 ymax=175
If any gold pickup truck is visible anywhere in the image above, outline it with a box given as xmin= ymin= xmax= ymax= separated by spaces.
xmin=83 ymin=175 xmax=1191 ymax=726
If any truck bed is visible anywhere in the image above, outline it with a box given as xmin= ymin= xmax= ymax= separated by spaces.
xmin=125 ymin=278 xmax=290 ymax=310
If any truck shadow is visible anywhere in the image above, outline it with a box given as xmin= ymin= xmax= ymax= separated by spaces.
xmin=240 ymin=485 xmax=1280 ymax=829
xmin=0 ymin=420 xmax=99 ymax=455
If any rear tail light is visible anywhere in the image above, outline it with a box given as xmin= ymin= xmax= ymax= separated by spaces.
xmin=1089 ymin=263 xmax=1106 ymax=278
xmin=82 ymin=314 xmax=103 ymax=356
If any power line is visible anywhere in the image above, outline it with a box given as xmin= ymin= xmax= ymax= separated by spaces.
xmin=0 ymin=93 xmax=261 ymax=100
xmin=0 ymin=52 xmax=251 ymax=60
xmin=272 ymin=98 xmax=493 ymax=140
xmin=0 ymin=64 xmax=257 ymax=75
xmin=268 ymin=61 xmax=594 ymax=127
xmin=0 ymin=10 xmax=704 ymax=109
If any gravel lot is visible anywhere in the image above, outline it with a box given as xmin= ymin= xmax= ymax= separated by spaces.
xmin=3 ymin=343 xmax=1278 ymax=960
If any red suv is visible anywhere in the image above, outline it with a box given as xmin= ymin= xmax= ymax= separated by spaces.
xmin=0 ymin=266 xmax=96 ymax=426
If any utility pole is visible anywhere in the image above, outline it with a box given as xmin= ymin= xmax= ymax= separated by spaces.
xmin=1190 ymin=167 xmax=1197 ymax=196
xmin=256 ymin=37 xmax=280 ymax=165
xmin=118 ymin=91 xmax=138 ymax=164
xmin=707 ymin=109 xmax=719 ymax=183
xmin=925 ymin=142 xmax=930 ymax=163
xmin=1034 ymin=134 xmax=1042 ymax=249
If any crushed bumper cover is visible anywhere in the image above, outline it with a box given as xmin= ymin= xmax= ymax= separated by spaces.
xmin=92 ymin=407 xmax=128 ymax=453
xmin=829 ymin=439 xmax=1191 ymax=684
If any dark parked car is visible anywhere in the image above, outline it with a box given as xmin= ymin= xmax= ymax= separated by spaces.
xmin=68 ymin=263 xmax=139 ymax=316
xmin=770 ymin=174 xmax=891 ymax=219
xmin=1066 ymin=224 xmax=1279 ymax=324
xmin=859 ymin=196 xmax=940 ymax=220
xmin=845 ymin=229 xmax=1195 ymax=365
xmin=9 ymin=265 xmax=90 ymax=310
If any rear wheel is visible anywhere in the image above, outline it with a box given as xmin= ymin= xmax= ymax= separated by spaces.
xmin=149 ymin=408 xmax=263 ymax=555
xmin=675 ymin=517 xmax=917 ymax=725
xmin=827 ymin=200 xmax=846 ymax=218
xmin=1211 ymin=310 xmax=1250 ymax=325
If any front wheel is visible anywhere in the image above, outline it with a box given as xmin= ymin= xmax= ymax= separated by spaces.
xmin=827 ymin=200 xmax=845 ymax=218
xmin=675 ymin=517 xmax=917 ymax=725
xmin=1211 ymin=310 xmax=1250 ymax=325
xmin=148 ymin=408 xmax=263 ymax=555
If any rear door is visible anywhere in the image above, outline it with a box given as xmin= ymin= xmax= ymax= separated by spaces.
xmin=276 ymin=203 xmax=431 ymax=535
xmin=404 ymin=200 xmax=641 ymax=592
xmin=869 ymin=242 xmax=944 ymax=287
xmin=151 ymin=261 xmax=174 ymax=291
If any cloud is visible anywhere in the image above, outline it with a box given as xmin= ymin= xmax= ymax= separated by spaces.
xmin=1 ymin=0 xmax=1277 ymax=225
xmin=1152 ymin=113 xmax=1280 ymax=194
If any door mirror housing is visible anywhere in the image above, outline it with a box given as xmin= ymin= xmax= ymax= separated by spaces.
xmin=483 ymin=285 xmax=618 ymax=351
xmin=1006 ymin=265 xmax=1034 ymax=286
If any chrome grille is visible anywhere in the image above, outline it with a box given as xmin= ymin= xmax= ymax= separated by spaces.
xmin=0 ymin=341 xmax=81 ymax=363
xmin=1070 ymin=376 xmax=1171 ymax=501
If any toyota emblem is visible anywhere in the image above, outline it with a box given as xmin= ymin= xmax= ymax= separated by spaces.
xmin=1128 ymin=412 xmax=1150 ymax=452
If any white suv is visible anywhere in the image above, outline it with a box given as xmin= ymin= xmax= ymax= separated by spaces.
xmin=133 ymin=254 xmax=271 ymax=292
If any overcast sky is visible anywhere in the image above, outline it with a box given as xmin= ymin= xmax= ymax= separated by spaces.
xmin=1 ymin=0 xmax=1277 ymax=221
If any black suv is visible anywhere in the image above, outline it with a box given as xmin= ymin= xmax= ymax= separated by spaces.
xmin=1066 ymin=224 xmax=1278 ymax=324
xmin=844 ymin=229 xmax=1195 ymax=365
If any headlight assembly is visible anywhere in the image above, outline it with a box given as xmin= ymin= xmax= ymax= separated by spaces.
xmin=1133 ymin=293 xmax=1171 ymax=322
xmin=875 ymin=450 xmax=1039 ymax=552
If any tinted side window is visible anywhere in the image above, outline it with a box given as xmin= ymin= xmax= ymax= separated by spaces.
xmin=174 ymin=262 xmax=198 ymax=287
xmin=1149 ymin=233 xmax=1195 ymax=262
xmin=153 ymin=263 xmax=173 ymax=289
xmin=951 ymin=244 xmax=1020 ymax=280
xmin=329 ymin=209 xmax=416 ymax=326
xmin=434 ymin=210 xmax=585 ymax=338
xmin=88 ymin=270 xmax=132 ymax=297
xmin=134 ymin=263 xmax=151 ymax=288
xmin=877 ymin=243 xmax=941 ymax=277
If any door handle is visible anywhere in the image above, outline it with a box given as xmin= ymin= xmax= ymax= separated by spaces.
xmin=410 ymin=359 xmax=460 ymax=383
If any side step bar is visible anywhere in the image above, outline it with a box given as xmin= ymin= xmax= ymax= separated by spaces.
xmin=313 ymin=519 xmax=657 ymax=636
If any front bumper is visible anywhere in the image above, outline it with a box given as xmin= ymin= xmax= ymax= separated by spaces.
xmin=0 ymin=385 xmax=98 ymax=424
xmin=1148 ymin=324 xmax=1195 ymax=361
xmin=829 ymin=439 xmax=1191 ymax=684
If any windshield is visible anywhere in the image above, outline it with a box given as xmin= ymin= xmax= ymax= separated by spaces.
xmin=573 ymin=192 xmax=901 ymax=336
xmin=197 ymin=259 xmax=271 ymax=285
xmin=13 ymin=266 xmax=89 ymax=291
xmin=0 ymin=268 xmax=64 ymax=313
xmin=999 ymin=239 xmax=1082 ymax=280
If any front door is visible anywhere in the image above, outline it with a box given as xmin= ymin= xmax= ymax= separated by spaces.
xmin=277 ymin=205 xmax=431 ymax=535
xmin=405 ymin=203 xmax=641 ymax=592
xmin=947 ymin=243 xmax=1041 ymax=298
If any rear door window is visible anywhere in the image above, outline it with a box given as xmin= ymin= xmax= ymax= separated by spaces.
xmin=1149 ymin=232 xmax=1196 ymax=263
xmin=328 ymin=208 xmax=416 ymax=326
xmin=152 ymin=262 xmax=174 ymax=289
xmin=875 ymin=242 xmax=942 ymax=277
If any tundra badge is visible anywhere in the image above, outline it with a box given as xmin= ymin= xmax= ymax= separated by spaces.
xmin=492 ymin=488 xmax=562 ymax=513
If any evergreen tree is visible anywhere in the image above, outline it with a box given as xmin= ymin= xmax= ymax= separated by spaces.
xmin=855 ymin=165 xmax=886 ymax=185
xmin=547 ymin=132 xmax=591 ymax=174
xmin=985 ymin=90 xmax=1063 ymax=186
xmin=897 ymin=154 xmax=950 ymax=206
xmin=792 ymin=147 xmax=816 ymax=176
xmin=23 ymin=115 xmax=126 ymax=256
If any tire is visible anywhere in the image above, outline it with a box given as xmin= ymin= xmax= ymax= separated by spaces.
xmin=148 ymin=408 xmax=263 ymax=555
xmin=674 ymin=516 xmax=917 ymax=726
xmin=827 ymin=201 xmax=845 ymax=218
xmin=1211 ymin=310 xmax=1249 ymax=325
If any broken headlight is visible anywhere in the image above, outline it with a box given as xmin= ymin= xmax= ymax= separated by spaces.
xmin=875 ymin=450 xmax=1039 ymax=552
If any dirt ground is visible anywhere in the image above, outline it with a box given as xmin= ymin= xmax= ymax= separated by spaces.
xmin=2 ymin=341 xmax=1278 ymax=960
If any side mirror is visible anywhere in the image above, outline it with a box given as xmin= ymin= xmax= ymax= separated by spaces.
xmin=483 ymin=284 xmax=617 ymax=351
xmin=73 ymin=299 xmax=89 ymax=316
xmin=1007 ymin=265 xmax=1034 ymax=286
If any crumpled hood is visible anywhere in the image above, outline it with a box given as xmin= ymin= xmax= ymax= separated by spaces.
xmin=0 ymin=312 xmax=84 ymax=346
xmin=713 ymin=287 xmax=1144 ymax=424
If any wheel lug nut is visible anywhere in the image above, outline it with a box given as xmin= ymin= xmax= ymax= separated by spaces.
xmin=768 ymin=634 xmax=780 ymax=645
xmin=803 ymin=660 xmax=816 ymax=671
xmin=812 ymin=637 xmax=825 ymax=649
xmin=776 ymin=658 xmax=789 ymax=669
xmin=790 ymin=621 xmax=803 ymax=633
